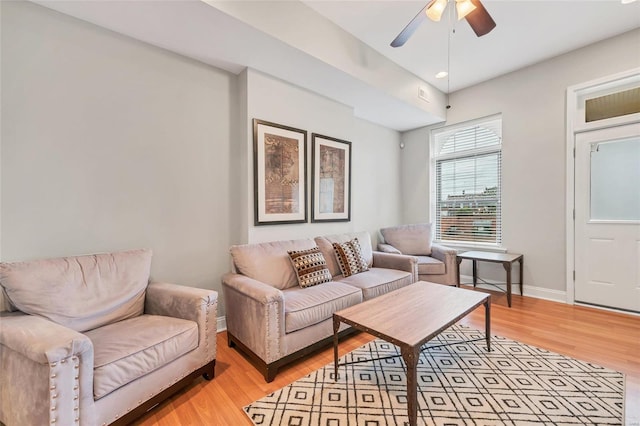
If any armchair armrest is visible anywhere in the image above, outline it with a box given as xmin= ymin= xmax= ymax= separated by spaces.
xmin=0 ymin=312 xmax=93 ymax=364
xmin=221 ymin=273 xmax=284 ymax=364
xmin=145 ymin=282 xmax=217 ymax=322
xmin=430 ymin=243 xmax=458 ymax=263
xmin=372 ymin=251 xmax=418 ymax=282
xmin=145 ymin=282 xmax=218 ymax=365
xmin=0 ymin=312 xmax=94 ymax=425
xmin=430 ymin=244 xmax=459 ymax=285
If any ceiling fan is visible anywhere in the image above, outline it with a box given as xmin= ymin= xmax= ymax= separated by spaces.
xmin=391 ymin=0 xmax=496 ymax=47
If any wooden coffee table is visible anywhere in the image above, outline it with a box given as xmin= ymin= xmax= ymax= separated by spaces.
xmin=333 ymin=282 xmax=491 ymax=426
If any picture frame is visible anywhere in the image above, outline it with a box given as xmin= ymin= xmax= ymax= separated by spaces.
xmin=253 ymin=119 xmax=307 ymax=225
xmin=311 ymin=133 xmax=352 ymax=222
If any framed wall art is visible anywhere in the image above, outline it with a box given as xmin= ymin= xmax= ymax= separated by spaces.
xmin=311 ymin=133 xmax=351 ymax=222
xmin=253 ymin=119 xmax=307 ymax=225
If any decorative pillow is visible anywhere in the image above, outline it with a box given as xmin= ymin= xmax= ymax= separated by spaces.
xmin=288 ymin=247 xmax=332 ymax=288
xmin=332 ymin=238 xmax=369 ymax=278
xmin=380 ymin=223 xmax=432 ymax=255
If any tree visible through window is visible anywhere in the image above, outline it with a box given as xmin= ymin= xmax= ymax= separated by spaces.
xmin=431 ymin=116 xmax=502 ymax=245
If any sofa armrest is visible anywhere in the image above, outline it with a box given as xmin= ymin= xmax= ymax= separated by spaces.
xmin=372 ymin=251 xmax=418 ymax=282
xmin=0 ymin=312 xmax=95 ymax=425
xmin=221 ymin=273 xmax=285 ymax=364
xmin=377 ymin=243 xmax=402 ymax=254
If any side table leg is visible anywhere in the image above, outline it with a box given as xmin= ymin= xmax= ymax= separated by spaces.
xmin=503 ymin=262 xmax=512 ymax=307
xmin=401 ymin=346 xmax=420 ymax=426
xmin=472 ymin=260 xmax=478 ymax=287
xmin=456 ymin=256 xmax=462 ymax=287
xmin=485 ymin=297 xmax=491 ymax=352
xmin=333 ymin=316 xmax=340 ymax=380
xmin=519 ymin=257 xmax=524 ymax=296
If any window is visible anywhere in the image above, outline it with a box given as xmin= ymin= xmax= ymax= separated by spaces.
xmin=431 ymin=115 xmax=502 ymax=246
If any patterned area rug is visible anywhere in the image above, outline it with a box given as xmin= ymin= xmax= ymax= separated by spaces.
xmin=244 ymin=325 xmax=624 ymax=425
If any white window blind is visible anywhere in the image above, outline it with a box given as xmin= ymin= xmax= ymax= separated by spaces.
xmin=432 ymin=116 xmax=502 ymax=245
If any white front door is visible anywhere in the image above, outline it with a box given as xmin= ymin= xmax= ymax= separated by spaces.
xmin=574 ymin=123 xmax=640 ymax=313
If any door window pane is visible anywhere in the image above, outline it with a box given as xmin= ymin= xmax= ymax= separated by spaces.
xmin=590 ymin=137 xmax=640 ymax=221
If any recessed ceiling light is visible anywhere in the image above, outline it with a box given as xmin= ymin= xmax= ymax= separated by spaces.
xmin=621 ymin=0 xmax=637 ymax=4
xmin=435 ymin=71 xmax=449 ymax=79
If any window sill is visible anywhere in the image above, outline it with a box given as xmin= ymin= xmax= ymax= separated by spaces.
xmin=434 ymin=241 xmax=507 ymax=254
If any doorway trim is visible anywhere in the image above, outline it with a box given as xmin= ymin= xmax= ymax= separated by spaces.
xmin=565 ymin=68 xmax=640 ymax=305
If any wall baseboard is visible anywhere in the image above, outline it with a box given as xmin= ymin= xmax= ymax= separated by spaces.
xmin=459 ymin=275 xmax=567 ymax=303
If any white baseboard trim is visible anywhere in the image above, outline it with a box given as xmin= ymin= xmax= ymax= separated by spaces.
xmin=460 ymin=275 xmax=567 ymax=303
xmin=216 ymin=315 xmax=227 ymax=332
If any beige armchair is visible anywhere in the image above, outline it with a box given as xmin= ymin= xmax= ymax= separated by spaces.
xmin=379 ymin=223 xmax=458 ymax=286
xmin=0 ymin=249 xmax=217 ymax=426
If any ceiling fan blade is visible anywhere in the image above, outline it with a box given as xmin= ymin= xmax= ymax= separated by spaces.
xmin=465 ymin=0 xmax=496 ymax=37
xmin=390 ymin=4 xmax=429 ymax=47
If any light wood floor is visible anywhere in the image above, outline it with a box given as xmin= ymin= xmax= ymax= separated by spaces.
xmin=134 ymin=288 xmax=640 ymax=425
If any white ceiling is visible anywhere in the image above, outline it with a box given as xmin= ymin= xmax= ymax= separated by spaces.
xmin=305 ymin=0 xmax=640 ymax=92
xmin=31 ymin=0 xmax=640 ymax=131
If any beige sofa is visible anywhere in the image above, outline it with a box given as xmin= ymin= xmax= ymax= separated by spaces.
xmin=0 ymin=249 xmax=217 ymax=426
xmin=222 ymin=231 xmax=417 ymax=382
xmin=379 ymin=223 xmax=458 ymax=286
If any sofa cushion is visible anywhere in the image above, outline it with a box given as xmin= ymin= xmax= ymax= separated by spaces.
xmin=85 ymin=314 xmax=198 ymax=400
xmin=230 ymin=239 xmax=317 ymax=290
xmin=333 ymin=239 xmax=369 ymax=278
xmin=381 ymin=223 xmax=432 ymax=256
xmin=0 ymin=249 xmax=152 ymax=332
xmin=288 ymin=247 xmax=332 ymax=288
xmin=416 ymin=256 xmax=446 ymax=275
xmin=315 ymin=231 xmax=373 ymax=277
xmin=283 ymin=282 xmax=362 ymax=333
xmin=335 ymin=268 xmax=413 ymax=300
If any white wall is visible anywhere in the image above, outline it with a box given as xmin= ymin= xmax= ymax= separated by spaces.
xmin=1 ymin=2 xmax=404 ymax=317
xmin=401 ymin=28 xmax=640 ymax=300
xmin=242 ymin=69 xmax=403 ymax=246
xmin=1 ymin=1 xmax=236 ymax=313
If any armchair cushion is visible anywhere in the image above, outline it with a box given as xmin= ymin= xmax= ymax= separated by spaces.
xmin=0 ymin=249 xmax=152 ymax=332
xmin=415 ymin=256 xmax=446 ymax=275
xmin=230 ymin=239 xmax=317 ymax=290
xmin=380 ymin=223 xmax=432 ymax=256
xmin=85 ymin=314 xmax=198 ymax=400
xmin=283 ymin=282 xmax=362 ymax=333
xmin=288 ymin=247 xmax=332 ymax=288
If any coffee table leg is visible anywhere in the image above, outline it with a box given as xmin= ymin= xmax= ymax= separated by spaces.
xmin=401 ymin=346 xmax=419 ymax=426
xmin=333 ymin=316 xmax=340 ymax=380
xmin=484 ymin=297 xmax=491 ymax=352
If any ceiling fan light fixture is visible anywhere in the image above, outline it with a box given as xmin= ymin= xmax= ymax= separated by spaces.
xmin=435 ymin=71 xmax=449 ymax=79
xmin=455 ymin=0 xmax=477 ymax=20
xmin=426 ymin=0 xmax=448 ymax=22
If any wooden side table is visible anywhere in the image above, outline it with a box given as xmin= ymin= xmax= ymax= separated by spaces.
xmin=456 ymin=251 xmax=523 ymax=307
